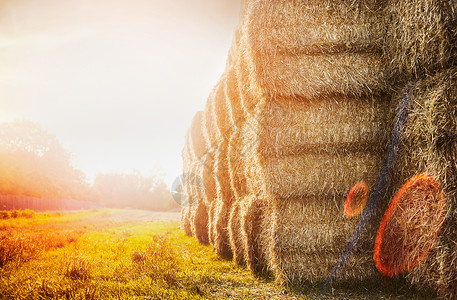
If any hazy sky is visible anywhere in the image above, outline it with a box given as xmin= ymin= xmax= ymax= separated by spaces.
xmin=0 ymin=0 xmax=241 ymax=185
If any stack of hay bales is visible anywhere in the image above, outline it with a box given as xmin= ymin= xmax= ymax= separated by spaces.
xmin=180 ymin=131 xmax=193 ymax=237
xmin=212 ymin=74 xmax=235 ymax=260
xmin=380 ymin=1 xmax=457 ymax=297
xmin=184 ymin=0 xmax=393 ymax=282
xmin=180 ymin=112 xmax=208 ymax=241
xmin=180 ymin=0 xmax=457 ymax=297
xmin=390 ymin=73 xmax=457 ymax=298
xmin=240 ymin=0 xmax=392 ymax=284
xmin=188 ymin=111 xmax=209 ymax=245
xmin=199 ymin=78 xmax=235 ymax=259
xmin=226 ymin=55 xmax=248 ymax=266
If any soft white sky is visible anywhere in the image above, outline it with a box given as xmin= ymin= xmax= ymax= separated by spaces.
xmin=0 ymin=0 xmax=241 ymax=185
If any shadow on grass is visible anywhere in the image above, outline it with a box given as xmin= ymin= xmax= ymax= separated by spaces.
xmin=283 ymin=274 xmax=437 ymax=300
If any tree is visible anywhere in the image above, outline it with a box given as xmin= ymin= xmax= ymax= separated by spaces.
xmin=0 ymin=120 xmax=91 ymax=200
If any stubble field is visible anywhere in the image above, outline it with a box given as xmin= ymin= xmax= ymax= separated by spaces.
xmin=0 ymin=209 xmax=434 ymax=299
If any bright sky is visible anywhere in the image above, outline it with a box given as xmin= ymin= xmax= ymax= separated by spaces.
xmin=0 ymin=0 xmax=241 ymax=185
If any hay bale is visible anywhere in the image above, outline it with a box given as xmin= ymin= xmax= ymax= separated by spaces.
xmin=240 ymin=196 xmax=272 ymax=276
xmin=180 ymin=131 xmax=197 ymax=237
xmin=225 ymin=61 xmax=244 ymax=127
xmin=236 ymin=0 xmax=393 ymax=285
xmin=228 ymin=126 xmax=248 ymax=204
xmin=212 ymin=140 xmax=234 ymax=259
xmin=212 ymin=197 xmax=233 ymax=260
xmin=383 ymin=69 xmax=457 ymax=298
xmin=269 ymin=197 xmax=376 ymax=284
xmin=201 ymin=95 xmax=219 ymax=246
xmin=237 ymin=29 xmax=265 ymax=114
xmin=181 ymin=206 xmax=192 ymax=237
xmin=225 ymin=67 xmax=251 ymax=265
xmin=212 ymin=76 xmax=238 ymax=259
xmin=190 ymin=198 xmax=209 ymax=245
xmin=385 ymin=0 xmax=457 ymax=82
xmin=206 ymin=197 xmax=217 ymax=246
xmin=190 ymin=111 xmax=207 ymax=159
xmin=243 ymin=94 xmax=392 ymax=200
xmin=246 ymin=0 xmax=387 ymax=98
xmin=374 ymin=173 xmax=446 ymax=277
xmin=185 ymin=127 xmax=202 ymax=242
xmin=228 ymin=200 xmax=245 ymax=265
xmin=188 ymin=112 xmax=210 ymax=245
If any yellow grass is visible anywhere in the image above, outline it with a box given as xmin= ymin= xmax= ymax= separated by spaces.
xmin=0 ymin=209 xmax=435 ymax=299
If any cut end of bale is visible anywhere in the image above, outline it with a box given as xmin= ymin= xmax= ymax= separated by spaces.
xmin=374 ymin=173 xmax=446 ymax=277
xmin=344 ymin=181 xmax=369 ymax=217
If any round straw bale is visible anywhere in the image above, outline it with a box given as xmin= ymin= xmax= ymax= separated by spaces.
xmin=188 ymin=111 xmax=210 ymax=244
xmin=385 ymin=0 xmax=457 ymax=82
xmin=269 ymin=197 xmax=374 ymax=285
xmin=212 ymin=199 xmax=233 ymax=260
xmin=190 ymin=111 xmax=206 ymax=159
xmin=201 ymin=100 xmax=219 ymax=246
xmin=388 ymin=70 xmax=457 ymax=297
xmin=212 ymin=138 xmax=234 ymax=260
xmin=191 ymin=199 xmax=210 ymax=245
xmin=240 ymin=196 xmax=272 ymax=276
xmin=374 ymin=173 xmax=446 ymax=277
xmin=246 ymin=0 xmax=387 ymax=98
xmin=225 ymin=62 xmax=244 ymax=126
xmin=228 ymin=200 xmax=245 ymax=265
xmin=207 ymin=198 xmax=217 ymax=246
xmin=237 ymin=32 xmax=266 ymax=114
xmin=214 ymin=79 xmax=232 ymax=139
xmin=228 ymin=128 xmax=247 ymax=203
xmin=181 ymin=206 xmax=192 ymax=237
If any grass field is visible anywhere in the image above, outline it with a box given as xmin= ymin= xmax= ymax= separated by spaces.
xmin=0 ymin=209 xmax=435 ymax=299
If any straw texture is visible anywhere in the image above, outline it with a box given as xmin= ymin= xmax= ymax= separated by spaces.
xmin=180 ymin=1 xmax=457 ymax=297
xmin=389 ymin=70 xmax=457 ymax=298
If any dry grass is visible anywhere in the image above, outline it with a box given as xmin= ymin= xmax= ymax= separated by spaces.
xmin=0 ymin=209 xmax=346 ymax=299
xmin=0 ymin=209 xmax=36 ymax=220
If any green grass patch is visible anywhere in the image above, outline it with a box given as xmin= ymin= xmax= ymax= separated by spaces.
xmin=0 ymin=209 xmax=437 ymax=299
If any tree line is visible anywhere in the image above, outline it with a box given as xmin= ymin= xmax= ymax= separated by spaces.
xmin=0 ymin=120 xmax=178 ymax=211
